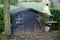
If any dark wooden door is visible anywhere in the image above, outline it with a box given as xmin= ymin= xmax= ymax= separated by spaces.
xmin=14 ymin=11 xmax=40 ymax=35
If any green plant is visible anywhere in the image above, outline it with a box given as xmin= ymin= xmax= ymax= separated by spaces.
xmin=0 ymin=7 xmax=4 ymax=32
xmin=50 ymin=8 xmax=60 ymax=28
xmin=50 ymin=8 xmax=60 ymax=40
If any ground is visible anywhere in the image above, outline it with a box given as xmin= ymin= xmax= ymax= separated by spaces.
xmin=0 ymin=31 xmax=59 ymax=40
xmin=13 ymin=31 xmax=58 ymax=40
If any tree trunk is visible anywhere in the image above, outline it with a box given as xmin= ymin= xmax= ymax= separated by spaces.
xmin=3 ymin=0 xmax=10 ymax=40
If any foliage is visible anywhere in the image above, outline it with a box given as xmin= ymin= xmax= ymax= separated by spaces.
xmin=10 ymin=0 xmax=17 ymax=5
xmin=0 ymin=7 xmax=4 ymax=32
xmin=50 ymin=8 xmax=60 ymax=27
xmin=50 ymin=8 xmax=60 ymax=39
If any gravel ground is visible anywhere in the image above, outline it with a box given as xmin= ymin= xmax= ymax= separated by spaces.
xmin=0 ymin=31 xmax=59 ymax=40
xmin=10 ymin=31 xmax=59 ymax=40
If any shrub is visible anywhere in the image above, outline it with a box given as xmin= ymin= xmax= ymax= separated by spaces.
xmin=50 ymin=9 xmax=60 ymax=29
xmin=0 ymin=7 xmax=4 ymax=32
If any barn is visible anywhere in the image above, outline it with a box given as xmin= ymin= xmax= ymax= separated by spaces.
xmin=10 ymin=7 xmax=48 ymax=36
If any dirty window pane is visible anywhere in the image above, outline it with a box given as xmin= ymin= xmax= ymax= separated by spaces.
xmin=16 ymin=20 xmax=20 ymax=24
xmin=15 ymin=15 xmax=24 ymax=24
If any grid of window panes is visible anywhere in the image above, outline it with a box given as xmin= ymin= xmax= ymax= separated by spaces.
xmin=15 ymin=14 xmax=24 ymax=31
xmin=15 ymin=14 xmax=23 ymax=24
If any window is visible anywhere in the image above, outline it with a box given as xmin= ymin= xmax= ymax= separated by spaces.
xmin=16 ymin=15 xmax=23 ymax=20
xmin=15 ymin=15 xmax=24 ymax=24
xmin=16 ymin=20 xmax=23 ymax=24
xmin=16 ymin=20 xmax=20 ymax=24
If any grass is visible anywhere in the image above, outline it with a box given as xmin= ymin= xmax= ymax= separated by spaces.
xmin=52 ymin=30 xmax=59 ymax=32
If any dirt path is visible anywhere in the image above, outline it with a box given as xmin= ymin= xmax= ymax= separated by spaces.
xmin=11 ymin=31 xmax=58 ymax=40
xmin=0 ymin=31 xmax=59 ymax=40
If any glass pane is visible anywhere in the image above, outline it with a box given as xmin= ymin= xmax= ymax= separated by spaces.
xmin=16 ymin=20 xmax=20 ymax=24
xmin=16 ymin=15 xmax=22 ymax=18
xmin=16 ymin=20 xmax=23 ymax=24
xmin=16 ymin=14 xmax=23 ymax=20
xmin=20 ymin=20 xmax=23 ymax=24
